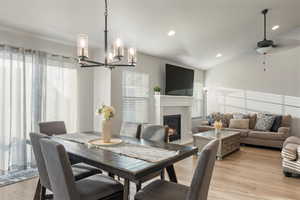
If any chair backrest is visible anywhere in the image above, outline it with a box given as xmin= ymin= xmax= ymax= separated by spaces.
xmin=140 ymin=125 xmax=169 ymax=143
xmin=186 ymin=139 xmax=219 ymax=200
xmin=120 ymin=122 xmax=142 ymax=138
xmin=39 ymin=121 xmax=67 ymax=136
xmin=40 ymin=138 xmax=80 ymax=200
xmin=29 ymin=132 xmax=52 ymax=190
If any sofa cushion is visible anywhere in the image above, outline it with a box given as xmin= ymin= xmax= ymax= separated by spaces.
xmin=249 ymin=130 xmax=287 ymax=140
xmin=281 ymin=115 xmax=292 ymax=127
xmin=255 ymin=113 xmax=276 ymax=131
xmin=270 ymin=115 xmax=282 ymax=132
xmin=281 ymin=143 xmax=298 ymax=161
xmin=225 ymin=128 xmax=250 ymax=137
xmin=229 ymin=119 xmax=249 ymax=129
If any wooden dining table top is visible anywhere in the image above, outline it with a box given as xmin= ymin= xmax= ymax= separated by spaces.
xmin=52 ymin=131 xmax=198 ymax=181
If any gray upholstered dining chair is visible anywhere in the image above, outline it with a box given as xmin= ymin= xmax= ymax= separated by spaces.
xmin=40 ymin=138 xmax=124 ymax=200
xmin=134 ymin=139 xmax=219 ymax=200
xmin=39 ymin=121 xmax=68 ymax=136
xmin=30 ymin=132 xmax=101 ymax=200
xmin=139 ymin=124 xmax=169 ymax=143
xmin=132 ymin=125 xmax=169 ymax=191
xmin=120 ymin=122 xmax=142 ymax=138
xmin=30 ymin=133 xmax=102 ymax=199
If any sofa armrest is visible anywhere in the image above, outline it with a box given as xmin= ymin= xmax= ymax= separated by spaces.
xmin=278 ymin=127 xmax=290 ymax=138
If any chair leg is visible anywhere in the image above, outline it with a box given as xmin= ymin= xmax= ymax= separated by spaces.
xmin=33 ymin=179 xmax=41 ymax=200
xmin=41 ymin=186 xmax=46 ymax=200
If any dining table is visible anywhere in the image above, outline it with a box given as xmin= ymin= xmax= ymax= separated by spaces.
xmin=50 ymin=131 xmax=198 ymax=200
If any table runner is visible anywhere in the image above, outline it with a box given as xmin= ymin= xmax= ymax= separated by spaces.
xmin=54 ymin=133 xmax=179 ymax=163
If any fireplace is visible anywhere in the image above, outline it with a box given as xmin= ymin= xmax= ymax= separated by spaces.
xmin=163 ymin=115 xmax=181 ymax=142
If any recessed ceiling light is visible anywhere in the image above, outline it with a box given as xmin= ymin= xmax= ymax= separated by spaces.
xmin=168 ymin=30 xmax=176 ymax=36
xmin=272 ymin=25 xmax=280 ymax=31
xmin=216 ymin=53 xmax=222 ymax=58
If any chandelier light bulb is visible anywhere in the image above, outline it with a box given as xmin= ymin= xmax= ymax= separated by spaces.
xmin=77 ymin=34 xmax=89 ymax=57
xmin=113 ymin=38 xmax=124 ymax=59
xmin=128 ymin=48 xmax=137 ymax=65
xmin=108 ymin=52 xmax=114 ymax=63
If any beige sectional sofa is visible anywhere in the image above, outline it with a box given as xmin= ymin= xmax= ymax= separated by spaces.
xmin=192 ymin=113 xmax=292 ymax=149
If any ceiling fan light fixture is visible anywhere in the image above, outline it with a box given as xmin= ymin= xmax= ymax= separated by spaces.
xmin=256 ymin=46 xmax=272 ymax=55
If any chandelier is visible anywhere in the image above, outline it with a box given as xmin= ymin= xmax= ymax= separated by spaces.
xmin=77 ymin=0 xmax=137 ymax=69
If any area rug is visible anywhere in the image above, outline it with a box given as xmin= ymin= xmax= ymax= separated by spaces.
xmin=0 ymin=168 xmax=38 ymax=187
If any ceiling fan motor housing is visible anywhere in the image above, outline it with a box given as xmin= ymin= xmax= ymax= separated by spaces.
xmin=257 ymin=39 xmax=274 ymax=48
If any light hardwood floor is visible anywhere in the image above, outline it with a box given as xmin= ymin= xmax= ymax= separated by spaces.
xmin=1 ymin=146 xmax=300 ymax=200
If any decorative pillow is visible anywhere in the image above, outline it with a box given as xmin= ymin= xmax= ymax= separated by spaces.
xmin=229 ymin=119 xmax=250 ymax=129
xmin=223 ymin=113 xmax=233 ymax=128
xmin=207 ymin=115 xmax=215 ymax=126
xmin=271 ymin=115 xmax=282 ymax=132
xmin=255 ymin=113 xmax=276 ymax=131
xmin=233 ymin=113 xmax=245 ymax=119
xmin=244 ymin=113 xmax=257 ymax=129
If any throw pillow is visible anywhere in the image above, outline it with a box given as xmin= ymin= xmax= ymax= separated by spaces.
xmin=271 ymin=115 xmax=282 ymax=132
xmin=233 ymin=113 xmax=244 ymax=119
xmin=255 ymin=113 xmax=276 ymax=131
xmin=229 ymin=119 xmax=250 ymax=129
xmin=244 ymin=113 xmax=257 ymax=129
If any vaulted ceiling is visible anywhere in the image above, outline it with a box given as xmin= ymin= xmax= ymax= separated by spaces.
xmin=0 ymin=0 xmax=300 ymax=69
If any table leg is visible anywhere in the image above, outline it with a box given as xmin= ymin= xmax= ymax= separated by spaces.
xmin=136 ymin=181 xmax=142 ymax=192
xmin=166 ymin=165 xmax=177 ymax=183
xmin=123 ymin=178 xmax=130 ymax=200
xmin=33 ymin=179 xmax=41 ymax=200
xmin=160 ymin=169 xmax=165 ymax=180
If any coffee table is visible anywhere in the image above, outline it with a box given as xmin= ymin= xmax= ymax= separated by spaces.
xmin=193 ymin=130 xmax=241 ymax=160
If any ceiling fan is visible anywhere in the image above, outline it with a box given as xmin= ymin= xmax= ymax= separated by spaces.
xmin=256 ymin=9 xmax=277 ymax=54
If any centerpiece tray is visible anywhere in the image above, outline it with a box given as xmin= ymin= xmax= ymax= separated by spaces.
xmin=88 ymin=138 xmax=123 ymax=146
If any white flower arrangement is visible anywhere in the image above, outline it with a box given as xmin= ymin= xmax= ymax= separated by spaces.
xmin=96 ymin=105 xmax=115 ymax=121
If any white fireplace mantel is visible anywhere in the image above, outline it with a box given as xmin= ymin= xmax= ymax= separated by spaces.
xmin=153 ymin=95 xmax=193 ymax=144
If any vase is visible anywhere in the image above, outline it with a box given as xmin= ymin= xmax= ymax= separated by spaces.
xmin=102 ymin=119 xmax=112 ymax=143
xmin=154 ymin=91 xmax=160 ymax=95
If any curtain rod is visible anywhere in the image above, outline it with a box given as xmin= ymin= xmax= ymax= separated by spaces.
xmin=0 ymin=44 xmax=77 ymax=61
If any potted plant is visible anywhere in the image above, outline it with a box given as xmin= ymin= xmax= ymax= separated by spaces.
xmin=154 ymin=86 xmax=161 ymax=95
xmin=96 ymin=105 xmax=115 ymax=143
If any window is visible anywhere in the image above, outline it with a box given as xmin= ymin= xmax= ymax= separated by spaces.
xmin=208 ymin=87 xmax=300 ymax=119
xmin=122 ymin=70 xmax=149 ymax=123
xmin=192 ymin=82 xmax=204 ymax=118
xmin=192 ymin=70 xmax=204 ymax=118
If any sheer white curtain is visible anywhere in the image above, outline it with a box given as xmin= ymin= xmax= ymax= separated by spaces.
xmin=122 ymin=70 xmax=149 ymax=123
xmin=0 ymin=46 xmax=46 ymax=173
xmin=0 ymin=45 xmax=78 ymax=174
xmin=45 ymin=57 xmax=78 ymax=132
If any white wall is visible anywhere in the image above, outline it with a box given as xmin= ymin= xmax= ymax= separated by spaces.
xmin=205 ymin=47 xmax=300 ymax=136
xmin=110 ymin=52 xmax=204 ymax=135
xmin=0 ymin=26 xmax=96 ymax=132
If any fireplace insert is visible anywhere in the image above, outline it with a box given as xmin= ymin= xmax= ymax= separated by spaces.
xmin=163 ymin=115 xmax=181 ymax=142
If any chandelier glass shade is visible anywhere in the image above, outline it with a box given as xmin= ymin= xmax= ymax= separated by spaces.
xmin=77 ymin=0 xmax=137 ymax=69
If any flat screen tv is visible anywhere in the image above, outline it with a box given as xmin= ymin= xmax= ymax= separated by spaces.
xmin=165 ymin=64 xmax=194 ymax=96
